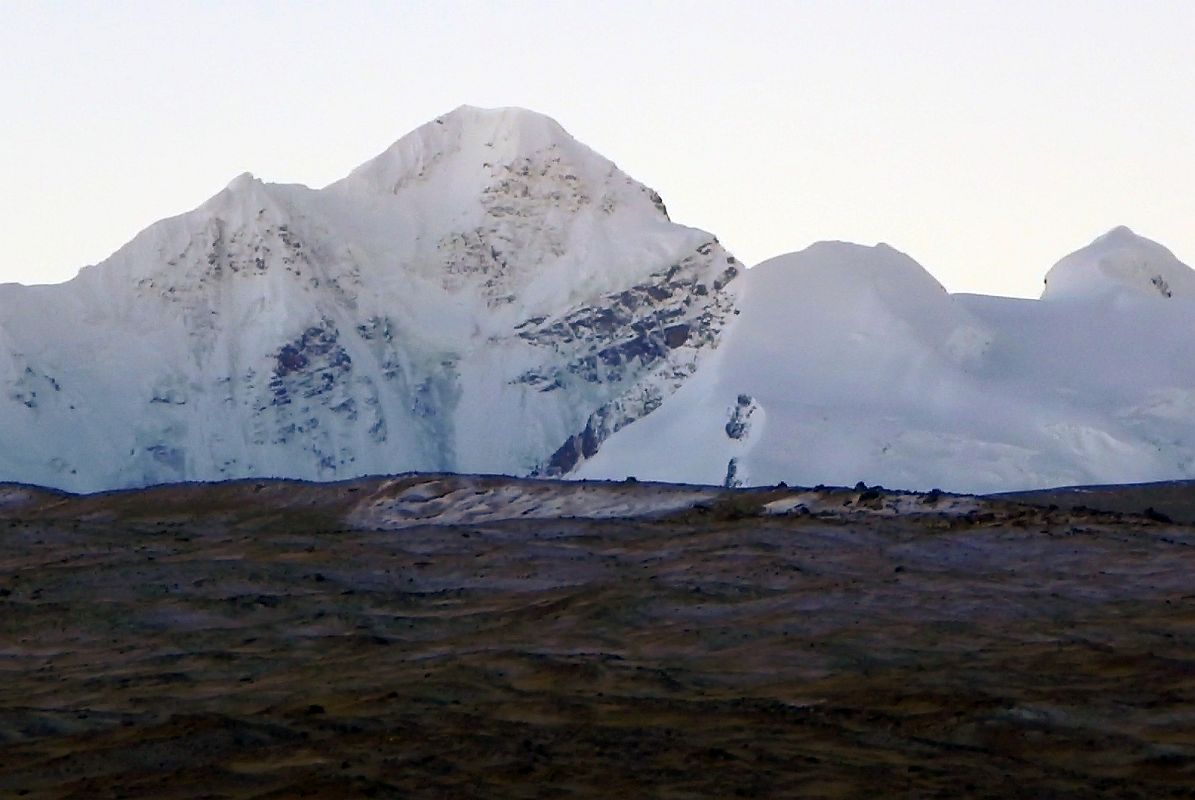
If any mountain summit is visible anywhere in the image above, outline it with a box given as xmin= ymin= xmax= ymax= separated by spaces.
xmin=1042 ymin=226 xmax=1195 ymax=301
xmin=0 ymin=107 xmax=740 ymax=491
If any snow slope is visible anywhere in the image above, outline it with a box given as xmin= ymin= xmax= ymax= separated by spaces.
xmin=578 ymin=229 xmax=1195 ymax=493
xmin=0 ymin=106 xmax=740 ymax=491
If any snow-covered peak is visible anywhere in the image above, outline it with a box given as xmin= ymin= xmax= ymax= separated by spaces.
xmin=198 ymin=170 xmax=285 ymax=218
xmin=747 ymin=241 xmax=986 ymax=361
xmin=225 ymin=171 xmax=259 ymax=191
xmin=0 ymin=105 xmax=741 ymax=492
xmin=754 ymin=240 xmax=949 ymax=295
xmin=576 ymin=239 xmax=996 ymax=490
xmin=331 ymin=105 xmax=608 ymax=199
xmin=1042 ymin=226 xmax=1195 ymax=301
xmin=319 ymin=105 xmax=685 ymax=322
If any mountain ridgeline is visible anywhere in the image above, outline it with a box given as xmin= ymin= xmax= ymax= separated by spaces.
xmin=3 ymin=106 xmax=1195 ymax=493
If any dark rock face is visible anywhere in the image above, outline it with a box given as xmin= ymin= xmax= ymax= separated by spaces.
xmin=723 ymin=456 xmax=741 ymax=488
xmin=546 ymin=435 xmax=583 ymax=475
xmin=725 ymin=394 xmax=756 ymax=440
xmin=647 ymin=189 xmax=669 ymax=218
xmin=241 ymin=319 xmax=375 ymax=476
xmin=1152 ymin=275 xmax=1173 ymax=297
xmin=515 ymin=254 xmax=735 ymax=389
xmin=269 ymin=322 xmax=352 ymax=406
xmin=522 ymin=244 xmax=739 ymax=476
xmin=545 ymin=407 xmax=612 ymax=475
xmin=663 ymin=323 xmax=690 ymax=349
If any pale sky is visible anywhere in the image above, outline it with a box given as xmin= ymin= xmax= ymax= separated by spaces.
xmin=1 ymin=1 xmax=1192 ymax=297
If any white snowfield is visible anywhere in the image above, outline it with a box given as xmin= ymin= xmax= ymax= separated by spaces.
xmin=2 ymin=106 xmax=1193 ymax=494
xmin=579 ymin=228 xmax=1195 ymax=493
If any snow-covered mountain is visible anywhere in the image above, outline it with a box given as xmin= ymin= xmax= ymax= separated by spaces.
xmin=4 ymin=106 xmax=1193 ymax=495
xmin=579 ymin=227 xmax=1195 ymax=493
xmin=0 ymin=106 xmax=740 ymax=491
xmin=1043 ymin=225 xmax=1195 ymax=301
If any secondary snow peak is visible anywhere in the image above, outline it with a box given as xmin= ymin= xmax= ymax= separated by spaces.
xmin=753 ymin=241 xmax=953 ymax=304
xmin=1042 ymin=226 xmax=1195 ymax=302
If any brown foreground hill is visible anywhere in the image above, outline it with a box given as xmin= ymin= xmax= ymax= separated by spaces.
xmin=2 ymin=475 xmax=1194 ymax=798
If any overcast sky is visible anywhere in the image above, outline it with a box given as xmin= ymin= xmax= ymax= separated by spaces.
xmin=1 ymin=0 xmax=1192 ymax=297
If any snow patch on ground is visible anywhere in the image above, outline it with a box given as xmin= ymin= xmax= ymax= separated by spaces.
xmin=349 ymin=477 xmax=717 ymax=529
xmin=762 ymin=491 xmax=982 ymax=518
xmin=0 ymin=486 xmax=39 ymax=509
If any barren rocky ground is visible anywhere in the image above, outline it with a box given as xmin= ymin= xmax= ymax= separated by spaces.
xmin=2 ymin=476 xmax=1194 ymax=798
